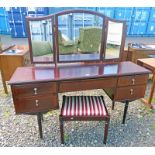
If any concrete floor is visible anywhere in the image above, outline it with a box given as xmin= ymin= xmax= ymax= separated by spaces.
xmin=0 ymin=34 xmax=155 ymax=48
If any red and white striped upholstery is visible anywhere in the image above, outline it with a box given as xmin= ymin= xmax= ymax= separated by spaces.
xmin=61 ymin=96 xmax=108 ymax=117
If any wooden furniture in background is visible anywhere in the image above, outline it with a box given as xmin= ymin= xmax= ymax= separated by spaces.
xmin=0 ymin=44 xmax=15 ymax=54
xmin=126 ymin=43 xmax=155 ymax=63
xmin=59 ymin=95 xmax=110 ymax=144
xmin=0 ymin=45 xmax=31 ymax=93
xmin=137 ymin=58 xmax=155 ymax=108
xmin=9 ymin=61 xmax=150 ymax=138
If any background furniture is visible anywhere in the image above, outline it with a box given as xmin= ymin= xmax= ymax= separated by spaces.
xmin=0 ymin=45 xmax=31 ymax=93
xmin=137 ymin=58 xmax=155 ymax=108
xmin=126 ymin=43 xmax=155 ymax=63
xmin=59 ymin=95 xmax=110 ymax=144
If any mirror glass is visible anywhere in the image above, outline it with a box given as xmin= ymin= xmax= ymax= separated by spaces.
xmin=29 ymin=18 xmax=53 ymax=63
xmin=57 ymin=13 xmax=104 ymax=62
xmin=105 ymin=20 xmax=123 ymax=59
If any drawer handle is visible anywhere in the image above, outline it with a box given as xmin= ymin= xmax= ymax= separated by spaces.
xmin=130 ymin=89 xmax=134 ymax=95
xmin=34 ymin=88 xmax=38 ymax=95
xmin=35 ymin=100 xmax=39 ymax=107
xmin=132 ymin=79 xmax=135 ymax=85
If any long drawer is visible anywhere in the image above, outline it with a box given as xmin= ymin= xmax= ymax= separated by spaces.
xmin=115 ymin=85 xmax=146 ymax=101
xmin=59 ymin=77 xmax=117 ymax=92
xmin=12 ymin=82 xmax=57 ymax=97
xmin=14 ymin=94 xmax=58 ymax=114
xmin=117 ymin=75 xmax=148 ymax=87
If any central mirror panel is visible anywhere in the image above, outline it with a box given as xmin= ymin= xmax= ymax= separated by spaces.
xmin=105 ymin=20 xmax=124 ymax=59
xmin=28 ymin=17 xmax=54 ymax=63
xmin=56 ymin=11 xmax=104 ymax=62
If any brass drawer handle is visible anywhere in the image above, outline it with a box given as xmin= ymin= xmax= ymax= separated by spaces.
xmin=130 ymin=89 xmax=134 ymax=95
xmin=35 ymin=100 xmax=39 ymax=107
xmin=34 ymin=88 xmax=38 ymax=95
xmin=132 ymin=78 xmax=135 ymax=85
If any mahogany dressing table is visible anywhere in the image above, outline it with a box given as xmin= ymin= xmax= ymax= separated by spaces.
xmin=8 ymin=10 xmax=150 ymax=138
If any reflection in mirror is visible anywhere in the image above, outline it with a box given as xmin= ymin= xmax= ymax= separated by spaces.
xmin=105 ymin=21 xmax=123 ymax=59
xmin=29 ymin=18 xmax=53 ymax=63
xmin=59 ymin=65 xmax=99 ymax=78
xmin=57 ymin=13 xmax=103 ymax=62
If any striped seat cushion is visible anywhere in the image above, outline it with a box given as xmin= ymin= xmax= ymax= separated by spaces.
xmin=61 ymin=96 xmax=108 ymax=117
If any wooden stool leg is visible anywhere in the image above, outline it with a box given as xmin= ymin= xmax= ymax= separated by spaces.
xmin=112 ymin=101 xmax=115 ymax=110
xmin=59 ymin=117 xmax=64 ymax=144
xmin=103 ymin=119 xmax=109 ymax=144
xmin=37 ymin=113 xmax=43 ymax=139
xmin=122 ymin=101 xmax=129 ymax=124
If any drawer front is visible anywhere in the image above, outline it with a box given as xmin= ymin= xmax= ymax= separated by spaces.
xmin=12 ymin=82 xmax=57 ymax=97
xmin=59 ymin=77 xmax=117 ymax=92
xmin=115 ymin=85 xmax=146 ymax=101
xmin=118 ymin=74 xmax=148 ymax=87
xmin=14 ymin=94 xmax=58 ymax=114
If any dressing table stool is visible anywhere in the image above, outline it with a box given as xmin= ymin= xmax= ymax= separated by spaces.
xmin=59 ymin=95 xmax=110 ymax=144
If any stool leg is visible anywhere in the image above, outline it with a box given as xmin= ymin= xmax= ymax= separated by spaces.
xmin=112 ymin=101 xmax=115 ymax=110
xmin=60 ymin=117 xmax=64 ymax=144
xmin=103 ymin=119 xmax=109 ymax=144
xmin=122 ymin=101 xmax=129 ymax=124
xmin=37 ymin=113 xmax=43 ymax=139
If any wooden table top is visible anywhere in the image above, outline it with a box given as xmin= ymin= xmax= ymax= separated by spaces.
xmin=9 ymin=61 xmax=150 ymax=85
xmin=0 ymin=45 xmax=29 ymax=56
xmin=137 ymin=58 xmax=155 ymax=72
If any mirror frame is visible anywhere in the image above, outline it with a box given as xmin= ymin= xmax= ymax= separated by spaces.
xmin=103 ymin=17 xmax=127 ymax=62
xmin=26 ymin=15 xmax=56 ymax=64
xmin=26 ymin=10 xmax=127 ymax=65
xmin=55 ymin=10 xmax=106 ymax=63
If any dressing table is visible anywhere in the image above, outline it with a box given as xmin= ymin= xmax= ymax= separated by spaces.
xmin=8 ymin=10 xmax=150 ymax=138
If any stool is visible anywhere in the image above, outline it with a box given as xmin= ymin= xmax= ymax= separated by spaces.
xmin=59 ymin=95 xmax=110 ymax=144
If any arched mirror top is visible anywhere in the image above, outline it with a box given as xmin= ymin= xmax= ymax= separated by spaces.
xmin=55 ymin=10 xmax=106 ymax=63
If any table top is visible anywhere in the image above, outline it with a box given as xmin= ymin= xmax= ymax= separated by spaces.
xmin=0 ymin=44 xmax=15 ymax=53
xmin=0 ymin=45 xmax=29 ymax=56
xmin=129 ymin=43 xmax=155 ymax=51
xmin=9 ymin=61 xmax=150 ymax=85
xmin=137 ymin=58 xmax=155 ymax=72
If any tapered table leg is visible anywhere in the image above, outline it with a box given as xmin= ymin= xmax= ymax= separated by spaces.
xmin=37 ymin=113 xmax=43 ymax=139
xmin=122 ymin=101 xmax=129 ymax=124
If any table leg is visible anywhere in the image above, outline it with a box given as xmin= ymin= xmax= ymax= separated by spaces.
xmin=148 ymin=74 xmax=155 ymax=106
xmin=122 ymin=101 xmax=129 ymax=124
xmin=1 ymin=70 xmax=8 ymax=94
xmin=37 ymin=113 xmax=43 ymax=139
xmin=140 ymin=74 xmax=155 ymax=109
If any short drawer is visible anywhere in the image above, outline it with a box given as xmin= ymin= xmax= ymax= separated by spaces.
xmin=117 ymin=74 xmax=148 ymax=87
xmin=115 ymin=85 xmax=146 ymax=101
xmin=13 ymin=94 xmax=58 ymax=114
xmin=59 ymin=77 xmax=117 ymax=92
xmin=12 ymin=82 xmax=57 ymax=97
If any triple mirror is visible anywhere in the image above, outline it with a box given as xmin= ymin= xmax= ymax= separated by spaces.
xmin=26 ymin=10 xmax=126 ymax=64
